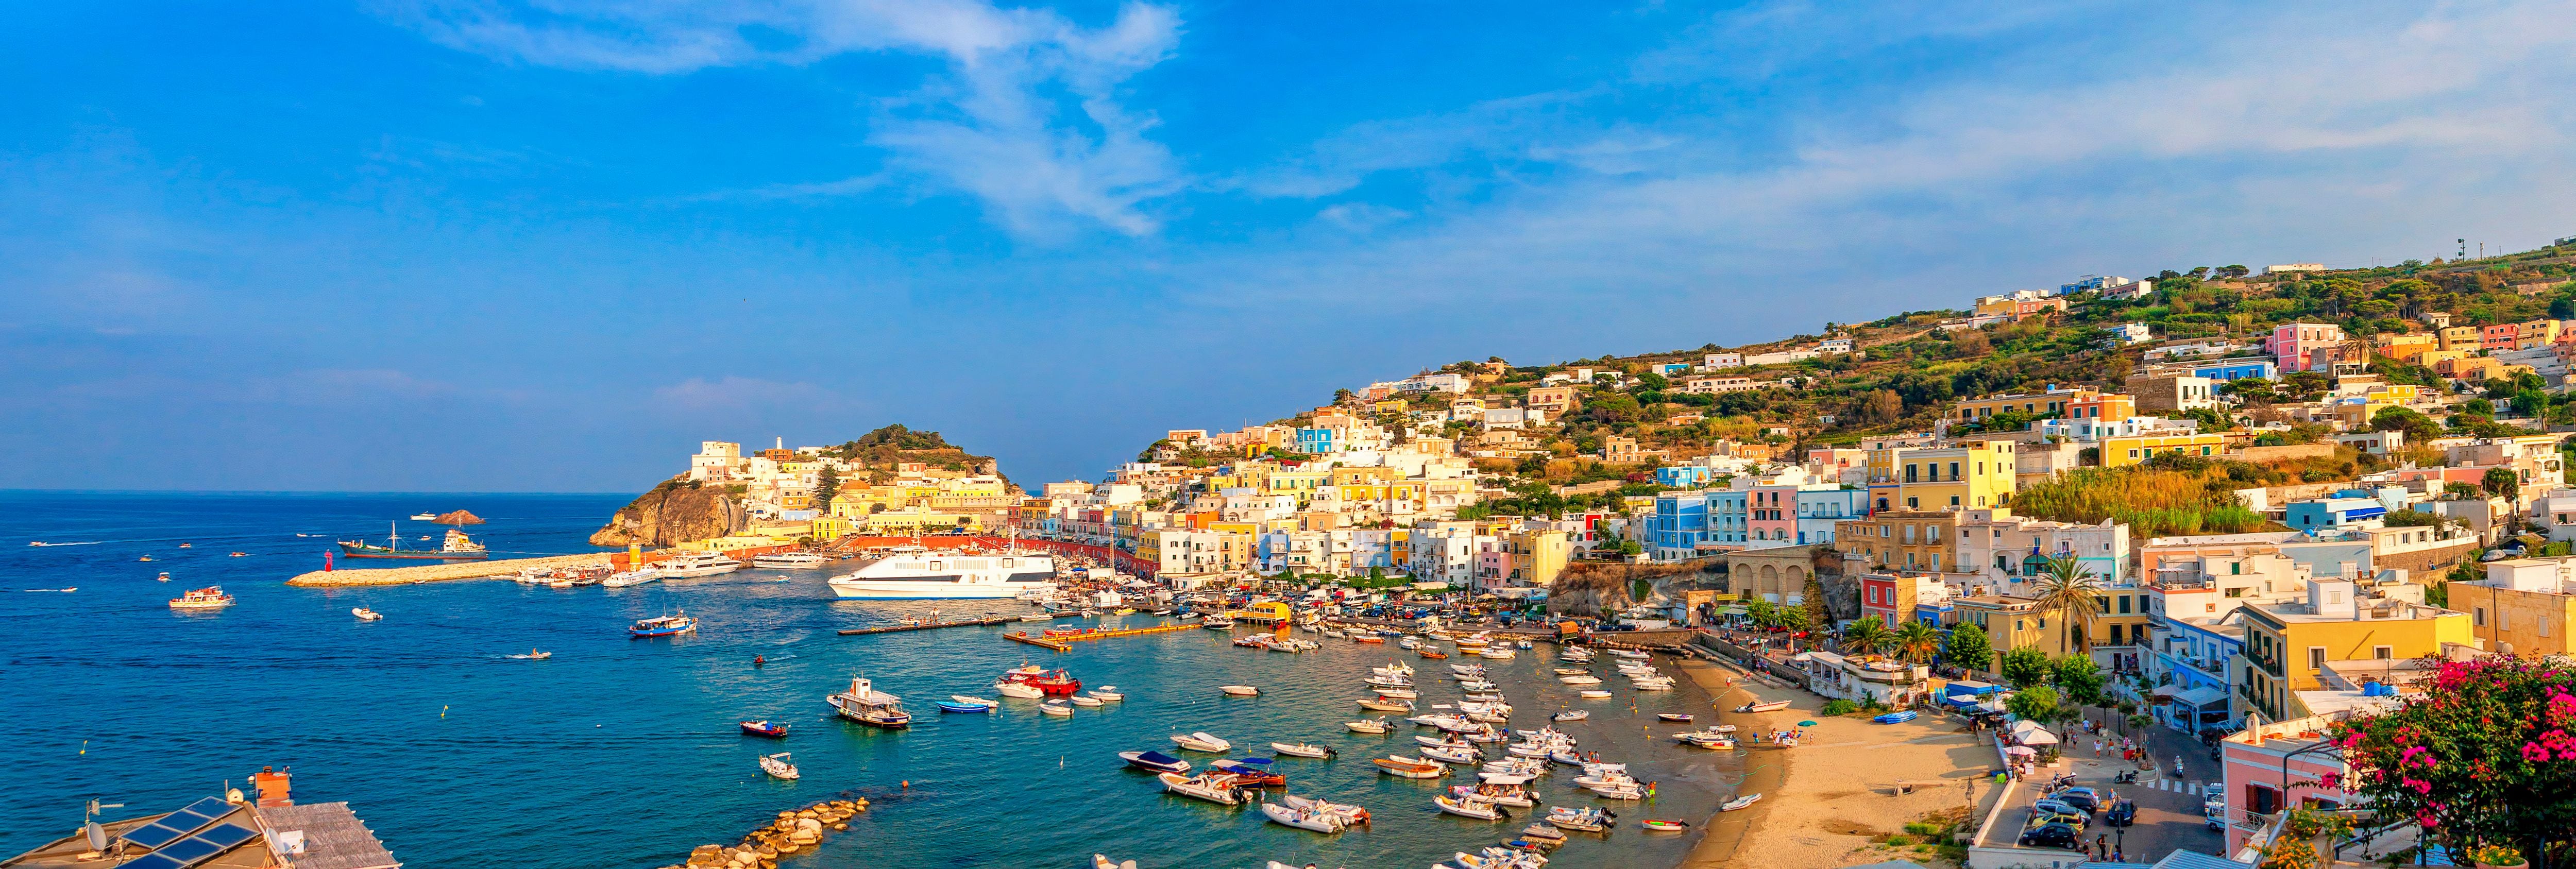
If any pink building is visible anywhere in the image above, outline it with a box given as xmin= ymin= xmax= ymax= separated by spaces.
xmin=1747 ymin=486 xmax=1798 ymax=544
xmin=2266 ymin=322 xmax=2346 ymax=373
xmin=2217 ymin=713 xmax=2365 ymax=855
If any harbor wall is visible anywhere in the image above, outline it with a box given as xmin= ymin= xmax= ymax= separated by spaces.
xmin=284 ymin=553 xmax=611 ymax=587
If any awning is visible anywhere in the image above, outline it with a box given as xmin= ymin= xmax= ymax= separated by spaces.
xmin=2009 ymin=719 xmax=2059 ymax=745
xmin=2172 ymin=685 xmax=2229 ymax=709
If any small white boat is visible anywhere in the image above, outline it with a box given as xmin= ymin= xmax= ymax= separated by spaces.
xmin=1557 ymin=674 xmax=1601 ymax=685
xmin=1606 ymin=649 xmax=1650 ymax=659
xmin=1578 ymin=690 xmax=1613 ymax=699
xmin=1039 ymin=701 xmax=1074 ymax=717
xmin=1093 ymin=856 xmax=1137 ymax=869
xmin=1435 ymin=794 xmax=1510 ymax=821
xmin=1271 ymin=742 xmax=1337 ymax=759
xmin=1089 ymin=686 xmax=1125 ymax=701
xmin=1282 ymin=794 xmax=1371 ymax=826
xmin=1345 ymin=719 xmax=1392 ymax=734
xmin=1173 ymin=732 xmax=1232 ymax=753
xmin=1159 ymin=771 xmax=1249 ymax=805
xmin=1069 ymin=695 xmax=1104 ymax=707
xmin=1552 ymin=710 xmax=1589 ymax=722
xmin=1372 ymin=756 xmax=1447 ymax=778
xmin=1420 ymin=745 xmax=1479 ymax=764
xmin=1262 ymin=802 xmax=1345 ymax=833
xmin=1478 ymin=648 xmax=1517 ymax=659
xmin=758 ymin=752 xmax=799 ymax=780
xmin=949 ymin=694 xmax=998 ymax=708
xmin=351 ymin=607 xmax=383 ymax=621
xmin=1736 ymin=700 xmax=1793 ymax=713
xmin=995 ymin=681 xmax=1046 ymax=700
xmin=1632 ymin=680 xmax=1676 ymax=691
xmin=1553 ymin=668 xmax=1587 ymax=676
xmin=1218 ymin=685 xmax=1260 ymax=696
xmin=1373 ymin=688 xmax=1418 ymax=700
xmin=601 ymin=569 xmax=660 ymax=588
xmin=1722 ymin=792 xmax=1763 ymax=811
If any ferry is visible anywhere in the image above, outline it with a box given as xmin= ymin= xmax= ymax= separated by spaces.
xmin=169 ymin=586 xmax=234 ymax=610
xmin=410 ymin=513 xmax=438 ymax=521
xmin=339 ymin=523 xmax=488 ymax=560
xmin=826 ymin=549 xmax=1056 ymax=600
xmin=828 ymin=676 xmax=913 ymax=728
xmin=654 ymin=552 xmax=743 ymax=578
xmin=629 ymin=612 xmax=698 ymax=637
xmin=751 ymin=552 xmax=828 ymax=570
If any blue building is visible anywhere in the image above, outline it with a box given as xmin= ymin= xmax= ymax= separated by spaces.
xmin=1654 ymin=465 xmax=1713 ymax=488
xmin=2284 ymin=496 xmax=2385 ymax=531
xmin=2189 ymin=359 xmax=2277 ymax=382
xmin=1647 ymin=492 xmax=1712 ymax=561
xmin=1294 ymin=427 xmax=1339 ymax=454
xmin=2150 ymin=616 xmax=2242 ymax=734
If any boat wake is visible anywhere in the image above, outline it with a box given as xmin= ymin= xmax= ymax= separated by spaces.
xmin=26 ymin=541 xmax=101 ymax=547
xmin=23 ymin=587 xmax=76 ymax=592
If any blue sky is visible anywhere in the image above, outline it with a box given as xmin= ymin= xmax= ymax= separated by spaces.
xmin=6 ymin=1 xmax=2575 ymax=492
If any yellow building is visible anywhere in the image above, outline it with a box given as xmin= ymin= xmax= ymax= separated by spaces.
xmin=1501 ymin=529 xmax=1573 ymax=587
xmin=1866 ymin=441 xmax=2017 ymax=511
xmin=2098 ymin=432 xmax=2230 ymax=468
xmin=807 ymin=517 xmax=850 ymax=540
xmin=2436 ymin=325 xmax=2482 ymax=351
xmin=1951 ymin=388 xmax=2096 ymax=423
xmin=1835 ymin=509 xmax=1965 ymax=572
xmin=2234 ymin=583 xmax=2472 ymax=722
xmin=1953 ymin=595 xmax=2068 ymax=674
xmin=856 ymin=507 xmax=981 ymax=535
xmin=2461 ymin=559 xmax=2576 ymax=656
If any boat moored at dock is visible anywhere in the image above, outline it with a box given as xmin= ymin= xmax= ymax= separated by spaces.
xmin=751 ymin=552 xmax=828 ymax=570
xmin=826 ymin=549 xmax=1055 ymax=600
xmin=653 ymin=552 xmax=743 ymax=578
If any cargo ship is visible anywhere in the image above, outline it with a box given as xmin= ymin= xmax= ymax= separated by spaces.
xmin=338 ymin=523 xmax=489 ymax=560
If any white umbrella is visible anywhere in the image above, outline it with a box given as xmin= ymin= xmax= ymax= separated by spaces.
xmin=2005 ymin=745 xmax=2037 ymax=756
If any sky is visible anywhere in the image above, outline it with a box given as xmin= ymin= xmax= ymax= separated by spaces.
xmin=6 ymin=1 xmax=2576 ymax=492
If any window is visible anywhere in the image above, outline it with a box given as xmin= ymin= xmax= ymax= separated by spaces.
xmin=1948 ymin=462 xmax=1961 ymax=480
xmin=2473 ymin=607 xmax=2487 ymax=627
xmin=2120 ymin=595 xmax=2133 ymax=615
xmin=2308 ymin=647 xmax=2326 ymax=672
xmin=2374 ymin=646 xmax=2393 ymax=659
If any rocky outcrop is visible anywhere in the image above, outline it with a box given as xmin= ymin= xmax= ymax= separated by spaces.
xmin=590 ymin=481 xmax=748 ymax=547
xmin=433 ymin=509 xmax=485 ymax=525
xmin=1546 ymin=559 xmax=1722 ymax=618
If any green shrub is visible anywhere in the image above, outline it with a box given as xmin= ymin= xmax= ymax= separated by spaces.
xmin=1903 ymin=822 xmax=1942 ymax=836
xmin=1821 ymin=698 xmax=1860 ymax=715
xmin=1885 ymin=834 xmax=1915 ymax=846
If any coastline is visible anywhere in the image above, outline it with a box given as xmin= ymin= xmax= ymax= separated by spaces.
xmin=1674 ymin=655 xmax=1995 ymax=868
xmin=284 ymin=553 xmax=609 ymax=586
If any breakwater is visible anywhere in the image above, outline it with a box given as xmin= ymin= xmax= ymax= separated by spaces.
xmin=284 ymin=553 xmax=610 ymax=586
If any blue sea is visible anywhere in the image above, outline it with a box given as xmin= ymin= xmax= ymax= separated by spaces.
xmin=0 ymin=491 xmax=1753 ymax=868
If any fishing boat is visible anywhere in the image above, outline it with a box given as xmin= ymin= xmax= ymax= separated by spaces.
xmin=629 ymin=612 xmax=697 ymax=637
xmin=1261 ymin=802 xmax=1347 ymax=833
xmin=1577 ymin=690 xmax=1613 ymax=699
xmin=1345 ymin=719 xmax=1392 ymax=734
xmin=1282 ymin=794 xmax=1370 ymax=825
xmin=751 ymin=552 xmax=827 ymax=570
xmin=998 ymin=668 xmax=1083 ymax=696
xmin=1121 ymin=750 xmax=1192 ymax=773
xmin=1038 ymin=701 xmax=1074 ymax=717
xmin=351 ymin=607 xmax=383 ymax=621
xmin=936 ymin=701 xmax=993 ymax=713
xmin=1640 ymin=819 xmax=1690 ymax=832
xmin=1552 ymin=710 xmax=1590 ymax=722
xmin=1158 ymin=772 xmax=1251 ymax=806
xmin=168 ymin=586 xmax=234 ymax=610
xmin=1270 ymin=742 xmax=1336 ymax=759
xmin=1218 ymin=685 xmax=1260 ymax=696
xmin=1171 ymin=732 xmax=1233 ymax=753
xmin=1435 ymin=795 xmax=1511 ymax=821
xmin=758 ymin=752 xmax=799 ymax=780
xmin=826 ymin=676 xmax=912 ymax=728
xmin=740 ymin=720 xmax=789 ymax=737
xmin=1736 ymin=699 xmax=1792 ymax=713
xmin=338 ymin=523 xmax=488 ymax=560
xmin=1372 ymin=756 xmax=1447 ymax=778
xmin=1721 ymin=793 xmax=1762 ymax=811
xmin=1657 ymin=713 xmax=1693 ymax=723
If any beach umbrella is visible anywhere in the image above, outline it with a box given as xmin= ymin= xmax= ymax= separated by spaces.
xmin=1797 ymin=721 xmax=1818 ymax=727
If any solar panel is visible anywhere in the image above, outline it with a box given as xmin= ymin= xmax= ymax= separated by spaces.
xmin=191 ymin=823 xmax=259 ymax=850
xmin=153 ymin=836 xmax=223 ymax=863
xmin=114 ymin=853 xmax=187 ymax=869
xmin=116 ymin=823 xmax=262 ymax=869
xmin=120 ymin=797 xmax=234 ymax=848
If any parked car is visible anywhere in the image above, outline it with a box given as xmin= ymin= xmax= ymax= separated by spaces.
xmin=2105 ymin=798 xmax=2137 ymax=827
xmin=2019 ymin=822 xmax=2084 ymax=850
xmin=2030 ymin=808 xmax=2089 ymax=830
xmin=2031 ymin=797 xmax=2083 ymax=817
xmin=2050 ymin=786 xmax=2108 ymax=812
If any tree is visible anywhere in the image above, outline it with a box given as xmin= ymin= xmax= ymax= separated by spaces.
xmin=1843 ymin=616 xmax=1895 ymax=657
xmin=1999 ymin=646 xmax=2053 ymax=689
xmin=2483 ymin=466 xmax=2522 ymax=504
xmin=1893 ymin=620 xmax=1942 ymax=665
xmin=2005 ymin=684 xmax=2062 ymax=723
xmin=2051 ymin=655 xmax=2109 ymax=721
xmin=1803 ymin=577 xmax=1829 ymax=634
xmin=1942 ymin=623 xmax=1994 ymax=672
xmin=2371 ymin=406 xmax=2443 ymax=444
xmin=2030 ymin=554 xmax=2107 ymax=653
xmin=814 ymin=466 xmax=840 ymax=510
xmin=2328 ymin=656 xmax=2575 ymax=862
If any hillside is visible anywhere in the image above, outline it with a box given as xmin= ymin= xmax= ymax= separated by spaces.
xmin=590 ymin=424 xmax=1015 ymax=547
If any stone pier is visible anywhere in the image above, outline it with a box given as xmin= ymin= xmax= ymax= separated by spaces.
xmin=284 ymin=553 xmax=611 ymax=587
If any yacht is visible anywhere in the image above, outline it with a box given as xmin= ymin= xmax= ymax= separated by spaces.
xmin=826 ymin=549 xmax=1056 ymax=600
xmin=752 ymin=552 xmax=828 ymax=570
xmin=654 ymin=552 xmax=743 ymax=578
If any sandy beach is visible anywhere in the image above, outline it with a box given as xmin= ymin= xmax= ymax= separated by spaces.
xmin=1673 ymin=657 xmax=1996 ymax=869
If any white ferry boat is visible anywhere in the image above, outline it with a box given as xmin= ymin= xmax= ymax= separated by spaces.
xmin=751 ymin=552 xmax=828 ymax=570
xmin=654 ymin=552 xmax=743 ymax=578
xmin=826 ymin=549 xmax=1057 ymax=600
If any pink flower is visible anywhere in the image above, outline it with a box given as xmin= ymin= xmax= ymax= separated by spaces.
xmin=2401 ymin=777 xmax=2433 ymax=796
xmin=2526 ymin=741 xmax=2554 ymax=763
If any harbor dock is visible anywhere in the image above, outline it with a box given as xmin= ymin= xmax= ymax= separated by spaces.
xmin=1003 ymin=622 xmax=1196 ymax=651
xmin=284 ymin=553 xmax=611 ymax=587
xmin=836 ymin=615 xmax=1025 ymax=637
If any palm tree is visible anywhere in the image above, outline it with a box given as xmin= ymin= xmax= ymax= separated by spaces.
xmin=1842 ymin=616 xmax=1895 ymax=657
xmin=2030 ymin=553 xmax=2107 ymax=654
xmin=1893 ymin=620 xmax=1942 ymax=665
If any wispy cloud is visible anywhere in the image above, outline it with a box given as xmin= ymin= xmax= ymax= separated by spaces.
xmin=383 ymin=0 xmax=1185 ymax=236
xmin=652 ymin=376 xmax=842 ymax=413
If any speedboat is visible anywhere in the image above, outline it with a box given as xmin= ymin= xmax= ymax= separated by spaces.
xmin=1345 ymin=719 xmax=1392 ymax=734
xmin=1121 ymin=750 xmax=1192 ymax=773
xmin=1736 ymin=700 xmax=1792 ymax=713
xmin=1272 ymin=742 xmax=1337 ymax=759
xmin=949 ymin=694 xmax=999 ymax=708
xmin=1158 ymin=772 xmax=1250 ymax=806
xmin=1552 ymin=710 xmax=1589 ymax=722
xmin=1435 ymin=794 xmax=1511 ymax=821
xmin=1282 ymin=794 xmax=1370 ymax=825
xmin=1578 ymin=690 xmax=1613 ymax=699
xmin=1039 ymin=700 xmax=1074 ymax=716
xmin=1372 ymin=756 xmax=1447 ymax=778
xmin=1262 ymin=802 xmax=1346 ymax=833
xmin=1218 ymin=685 xmax=1260 ymax=696
xmin=1721 ymin=793 xmax=1762 ymax=811
xmin=351 ymin=607 xmax=383 ymax=621
xmin=1641 ymin=819 xmax=1690 ymax=832
xmin=629 ymin=612 xmax=696 ymax=637
xmin=758 ymin=752 xmax=799 ymax=780
xmin=1088 ymin=687 xmax=1125 ymax=701
xmin=936 ymin=701 xmax=993 ymax=713
xmin=1069 ymin=695 xmax=1104 ymax=707
xmin=1657 ymin=713 xmax=1694 ymax=723
xmin=1172 ymin=732 xmax=1232 ymax=753
xmin=740 ymin=720 xmax=789 ymax=737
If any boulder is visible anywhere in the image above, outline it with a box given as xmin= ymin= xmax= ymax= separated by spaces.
xmin=433 ymin=509 xmax=486 ymax=525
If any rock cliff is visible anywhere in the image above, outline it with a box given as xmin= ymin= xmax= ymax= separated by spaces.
xmin=590 ymin=480 xmax=750 ymax=548
xmin=1545 ymin=560 xmax=1722 ymax=617
xmin=434 ymin=509 xmax=485 ymax=525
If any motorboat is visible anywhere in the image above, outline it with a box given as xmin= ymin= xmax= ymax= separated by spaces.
xmin=1552 ymin=668 xmax=1588 ymax=676
xmin=1211 ymin=758 xmax=1283 ymax=787
xmin=1093 ymin=856 xmax=1137 ymax=869
xmin=1545 ymin=805 xmax=1615 ymax=831
xmin=1577 ymin=690 xmax=1613 ymax=699
xmin=1218 ymin=685 xmax=1260 ymax=696
xmin=1373 ymin=756 xmax=1447 ymax=778
xmin=1158 ymin=772 xmax=1251 ymax=806
xmin=508 ymin=650 xmax=552 ymax=660
xmin=1271 ymin=742 xmax=1337 ymax=759
xmin=758 ymin=752 xmax=799 ymax=780
xmin=1345 ymin=719 xmax=1392 ymax=734
xmin=1202 ymin=618 xmax=1236 ymax=629
xmin=949 ymin=694 xmax=998 ymax=708
xmin=1372 ymin=688 xmax=1418 ymax=700
xmin=1456 ymin=679 xmax=1496 ymax=691
xmin=1633 ymin=680 xmax=1677 ymax=691
xmin=740 ymin=720 xmax=789 ymax=737
xmin=999 ymin=667 xmax=1083 ymax=695
xmin=351 ymin=607 xmax=383 ymax=621
xmin=1557 ymin=674 xmax=1602 ymax=685
xmin=751 ymin=552 xmax=828 ymax=570
xmin=936 ymin=701 xmax=993 ymax=713
xmin=1397 ymin=637 xmax=1422 ymax=649
xmin=168 ymin=586 xmax=234 ymax=610
xmin=1736 ymin=700 xmax=1793 ymax=713
xmin=1452 ymin=784 xmax=1535 ymax=808
xmin=1606 ymin=649 xmax=1650 ymax=659
xmin=1420 ymin=745 xmax=1479 ymax=764
xmin=1418 ymin=649 xmax=1449 ymax=659
xmin=1172 ymin=732 xmax=1232 ymax=753
xmin=1641 ymin=819 xmax=1690 ymax=832
xmin=629 ymin=612 xmax=697 ymax=637
xmin=1435 ymin=794 xmax=1511 ymax=821
xmin=1122 ymin=750 xmax=1192 ymax=773
xmin=1352 ymin=634 xmax=1384 ymax=644
xmin=651 ymin=551 xmax=743 ymax=578
xmin=1517 ymin=823 xmax=1567 ymax=843
xmin=601 ymin=569 xmax=660 ymax=588
xmin=1357 ymin=698 xmax=1414 ymax=712
xmin=826 ymin=676 xmax=912 ymax=728
xmin=1551 ymin=710 xmax=1589 ymax=722
xmin=1281 ymin=794 xmax=1370 ymax=826
xmin=1088 ymin=687 xmax=1125 ymax=701
xmin=1069 ymin=695 xmax=1103 ymax=707
xmin=1478 ymin=648 xmax=1517 ymax=659
xmin=996 ymin=681 xmax=1046 ymax=699
xmin=1262 ymin=802 xmax=1347 ymax=833
xmin=1039 ymin=700 xmax=1074 ymax=716
xmin=1721 ymin=793 xmax=1763 ymax=811
xmin=1677 ymin=731 xmax=1737 ymax=749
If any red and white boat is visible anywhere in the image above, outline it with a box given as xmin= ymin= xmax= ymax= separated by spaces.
xmin=1001 ymin=667 xmax=1083 ymax=696
xmin=169 ymin=586 xmax=234 ymax=610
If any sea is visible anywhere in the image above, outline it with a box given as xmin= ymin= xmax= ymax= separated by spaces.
xmin=0 ymin=491 xmax=1755 ymax=868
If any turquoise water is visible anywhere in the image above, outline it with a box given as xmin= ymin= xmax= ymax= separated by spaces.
xmin=1 ymin=492 xmax=1750 ymax=867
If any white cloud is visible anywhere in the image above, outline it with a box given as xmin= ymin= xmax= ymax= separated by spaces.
xmin=652 ymin=376 xmax=839 ymax=413
xmin=384 ymin=0 xmax=1184 ymax=235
